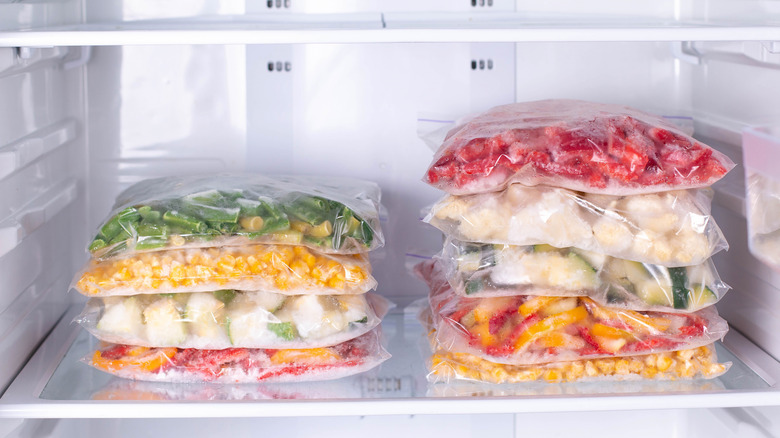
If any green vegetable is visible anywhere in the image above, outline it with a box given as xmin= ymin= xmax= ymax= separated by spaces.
xmin=303 ymin=235 xmax=332 ymax=249
xmin=669 ymin=267 xmax=689 ymax=309
xmin=331 ymin=206 xmax=354 ymax=250
xmin=163 ymin=210 xmax=207 ymax=234
xmin=212 ymin=289 xmax=237 ymax=305
xmin=285 ymin=196 xmax=330 ymax=225
xmin=180 ymin=191 xmax=241 ymax=223
xmin=689 ymin=284 xmax=717 ymax=309
xmin=137 ymin=223 xmax=167 ymax=237
xmin=138 ymin=206 xmax=161 ymax=223
xmin=99 ymin=216 xmax=122 ymax=241
xmin=108 ymin=228 xmax=132 ymax=245
xmin=117 ymin=207 xmax=141 ymax=225
xmin=465 ymin=279 xmax=484 ymax=295
xmin=89 ymin=239 xmax=107 ymax=252
xmin=353 ymin=316 xmax=368 ymax=324
xmin=268 ymin=322 xmax=298 ymax=341
xmin=135 ymin=236 xmax=168 ymax=251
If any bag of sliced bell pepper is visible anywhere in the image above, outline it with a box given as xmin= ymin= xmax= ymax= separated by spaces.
xmin=423 ymin=99 xmax=734 ymax=196
xmin=439 ymin=238 xmax=729 ymax=313
xmin=77 ymin=291 xmax=390 ymax=349
xmin=416 ymin=259 xmax=728 ymax=366
xmin=73 ymin=244 xmax=375 ymax=297
xmin=88 ymin=174 xmax=384 ymax=259
xmin=84 ymin=327 xmax=389 ymax=383
xmin=426 ymin=184 xmax=726 ymax=267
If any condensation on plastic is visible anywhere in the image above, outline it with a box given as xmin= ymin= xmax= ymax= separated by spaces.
xmin=72 ymin=244 xmax=376 ymax=297
xmin=83 ymin=326 xmax=390 ymax=383
xmin=416 ymin=259 xmax=729 ymax=366
xmin=423 ymin=99 xmax=735 ymax=196
xmin=88 ymin=173 xmax=385 ymax=259
xmin=76 ymin=292 xmax=390 ymax=350
xmin=438 ymin=238 xmax=729 ymax=313
xmin=426 ymin=184 xmax=727 ymax=267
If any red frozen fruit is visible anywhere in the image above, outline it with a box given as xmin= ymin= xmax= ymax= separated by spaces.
xmin=424 ymin=99 xmax=734 ymax=195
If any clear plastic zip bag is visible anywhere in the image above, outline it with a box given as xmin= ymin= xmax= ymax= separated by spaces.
xmin=417 ymin=259 xmax=729 ymax=366
xmin=89 ymin=174 xmax=384 ymax=259
xmin=439 ymin=238 xmax=728 ymax=313
xmin=83 ymin=326 xmax=390 ymax=383
xmin=423 ymin=99 xmax=733 ymax=196
xmin=77 ymin=291 xmax=390 ymax=349
xmin=426 ymin=184 xmax=727 ymax=267
xmin=73 ymin=244 xmax=376 ymax=297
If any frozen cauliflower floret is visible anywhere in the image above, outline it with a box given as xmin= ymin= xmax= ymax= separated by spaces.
xmin=432 ymin=197 xmax=470 ymax=221
xmin=509 ymin=190 xmax=591 ymax=245
xmin=620 ymin=194 xmax=681 ymax=234
xmin=459 ymin=207 xmax=507 ymax=241
xmin=593 ymin=216 xmax=633 ymax=253
xmin=672 ymin=231 xmax=710 ymax=265
xmin=631 ymin=230 xmax=654 ymax=259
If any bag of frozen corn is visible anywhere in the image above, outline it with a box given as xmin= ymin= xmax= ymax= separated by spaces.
xmin=73 ymin=244 xmax=376 ymax=297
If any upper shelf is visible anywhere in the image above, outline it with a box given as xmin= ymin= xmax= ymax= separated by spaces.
xmin=1 ymin=12 xmax=780 ymax=46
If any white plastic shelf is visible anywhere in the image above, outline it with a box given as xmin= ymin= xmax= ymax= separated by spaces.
xmin=1 ymin=13 xmax=780 ymax=47
xmin=1 ymin=304 xmax=780 ymax=419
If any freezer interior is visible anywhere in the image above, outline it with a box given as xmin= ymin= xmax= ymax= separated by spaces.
xmin=2 ymin=0 xmax=780 ymax=436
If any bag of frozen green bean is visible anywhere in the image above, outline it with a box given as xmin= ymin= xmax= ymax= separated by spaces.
xmin=88 ymin=174 xmax=384 ymax=259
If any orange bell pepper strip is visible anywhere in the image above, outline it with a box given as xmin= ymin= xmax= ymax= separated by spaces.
xmin=270 ymin=348 xmax=341 ymax=365
xmin=92 ymin=347 xmax=177 ymax=373
xmin=591 ymin=323 xmax=632 ymax=339
xmin=514 ymin=305 xmax=588 ymax=351
xmin=518 ymin=296 xmax=559 ymax=317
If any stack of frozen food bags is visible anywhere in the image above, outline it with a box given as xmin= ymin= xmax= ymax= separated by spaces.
xmin=71 ymin=174 xmax=390 ymax=383
xmin=418 ymin=99 xmax=736 ymax=383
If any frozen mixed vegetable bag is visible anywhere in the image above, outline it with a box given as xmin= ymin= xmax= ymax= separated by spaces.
xmin=89 ymin=174 xmax=384 ymax=259
xmin=77 ymin=291 xmax=390 ymax=349
xmin=426 ymin=184 xmax=726 ymax=267
xmin=440 ymin=238 xmax=728 ymax=312
xmin=417 ymin=259 xmax=728 ymax=366
xmin=424 ymin=99 xmax=734 ymax=196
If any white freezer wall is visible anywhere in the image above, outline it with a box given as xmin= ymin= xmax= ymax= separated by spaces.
xmin=0 ymin=46 xmax=87 ymax=392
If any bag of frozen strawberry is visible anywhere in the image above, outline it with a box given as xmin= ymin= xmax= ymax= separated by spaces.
xmin=423 ymin=99 xmax=734 ymax=195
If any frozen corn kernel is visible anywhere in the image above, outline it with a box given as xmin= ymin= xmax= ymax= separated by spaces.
xmin=428 ymin=344 xmax=728 ymax=384
xmin=75 ymin=244 xmax=372 ymax=296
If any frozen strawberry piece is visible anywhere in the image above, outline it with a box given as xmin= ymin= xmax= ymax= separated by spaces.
xmin=424 ymin=100 xmax=734 ymax=195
